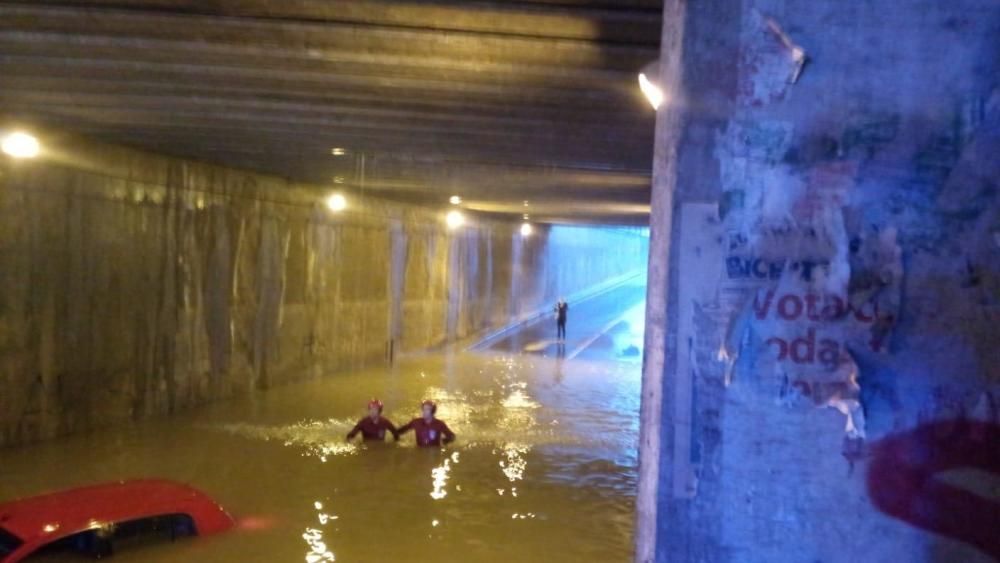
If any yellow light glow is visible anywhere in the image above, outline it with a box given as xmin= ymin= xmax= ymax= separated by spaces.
xmin=446 ymin=210 xmax=465 ymax=230
xmin=42 ymin=523 xmax=59 ymax=533
xmin=2 ymin=131 xmax=40 ymax=158
xmin=330 ymin=148 xmax=346 ymax=156
xmin=325 ymin=193 xmax=347 ymax=212
xmin=638 ymin=73 xmax=663 ymax=109
xmin=449 ymin=195 xmax=462 ymax=205
xmin=520 ymin=222 xmax=533 ymax=237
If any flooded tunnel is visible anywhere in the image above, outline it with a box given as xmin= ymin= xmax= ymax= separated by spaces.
xmin=3 ymin=1 xmax=1000 ymax=563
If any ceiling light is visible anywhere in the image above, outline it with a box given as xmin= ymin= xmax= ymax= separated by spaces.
xmin=334 ymin=176 xmax=345 ymax=184
xmin=326 ymin=193 xmax=347 ymax=212
xmin=449 ymin=195 xmax=462 ymax=205
xmin=1 ymin=131 xmax=40 ymax=158
xmin=638 ymin=60 xmax=664 ymax=110
xmin=446 ymin=210 xmax=465 ymax=230
xmin=638 ymin=73 xmax=664 ymax=110
xmin=520 ymin=222 xmax=533 ymax=237
xmin=331 ymin=148 xmax=346 ymax=156
xmin=523 ymin=200 xmax=529 ymax=207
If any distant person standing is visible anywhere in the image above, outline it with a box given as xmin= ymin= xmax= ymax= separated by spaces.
xmin=554 ymin=298 xmax=569 ymax=341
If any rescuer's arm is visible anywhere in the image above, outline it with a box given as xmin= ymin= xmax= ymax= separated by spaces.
xmin=345 ymin=420 xmax=362 ymax=441
xmin=385 ymin=419 xmax=401 ymax=441
xmin=396 ymin=420 xmax=414 ymax=436
xmin=441 ymin=422 xmax=456 ymax=445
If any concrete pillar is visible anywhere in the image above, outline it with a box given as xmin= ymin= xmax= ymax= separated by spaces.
xmin=639 ymin=1 xmax=1000 ymax=562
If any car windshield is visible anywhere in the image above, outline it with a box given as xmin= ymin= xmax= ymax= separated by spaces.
xmin=0 ymin=526 xmax=22 ymax=559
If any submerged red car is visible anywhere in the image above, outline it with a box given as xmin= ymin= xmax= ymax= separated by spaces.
xmin=0 ymin=479 xmax=234 ymax=562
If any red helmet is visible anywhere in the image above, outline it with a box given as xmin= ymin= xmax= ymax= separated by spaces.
xmin=421 ymin=399 xmax=437 ymax=415
xmin=367 ymin=399 xmax=384 ymax=413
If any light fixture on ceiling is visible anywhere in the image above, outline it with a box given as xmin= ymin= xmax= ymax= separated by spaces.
xmin=1 ymin=131 xmax=40 ymax=158
xmin=449 ymin=195 xmax=462 ymax=205
xmin=334 ymin=176 xmax=345 ymax=184
xmin=446 ymin=210 xmax=465 ymax=230
xmin=523 ymin=200 xmax=529 ymax=207
xmin=326 ymin=193 xmax=347 ymax=212
xmin=331 ymin=147 xmax=347 ymax=156
xmin=520 ymin=222 xmax=533 ymax=237
xmin=638 ymin=60 xmax=663 ymax=110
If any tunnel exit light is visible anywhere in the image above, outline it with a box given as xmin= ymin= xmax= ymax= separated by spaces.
xmin=326 ymin=193 xmax=347 ymax=212
xmin=520 ymin=222 xmax=533 ymax=237
xmin=446 ymin=210 xmax=465 ymax=230
xmin=1 ymin=131 xmax=40 ymax=158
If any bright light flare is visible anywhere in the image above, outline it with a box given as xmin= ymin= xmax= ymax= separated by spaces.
xmin=638 ymin=73 xmax=663 ymax=110
xmin=520 ymin=222 xmax=533 ymax=237
xmin=449 ymin=195 xmax=462 ymax=205
xmin=446 ymin=210 xmax=465 ymax=230
xmin=2 ymin=131 xmax=40 ymax=158
xmin=330 ymin=147 xmax=346 ymax=156
xmin=325 ymin=193 xmax=347 ymax=213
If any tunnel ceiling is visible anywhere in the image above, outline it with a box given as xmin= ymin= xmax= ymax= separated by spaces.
xmin=0 ymin=0 xmax=661 ymax=225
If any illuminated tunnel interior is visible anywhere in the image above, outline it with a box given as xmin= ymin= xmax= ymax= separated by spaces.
xmin=2 ymin=2 xmax=1000 ymax=563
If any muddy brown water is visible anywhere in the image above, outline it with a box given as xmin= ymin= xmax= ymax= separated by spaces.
xmin=2 ymin=352 xmax=639 ymax=562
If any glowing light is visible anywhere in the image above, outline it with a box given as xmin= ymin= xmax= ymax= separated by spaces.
xmin=325 ymin=193 xmax=347 ymax=213
xmin=42 ymin=523 xmax=59 ymax=533
xmin=445 ymin=210 xmax=465 ymax=230
xmin=2 ymin=131 xmax=40 ymax=158
xmin=431 ymin=519 xmax=440 ymax=527
xmin=333 ymin=176 xmax=345 ymax=184
xmin=520 ymin=222 xmax=533 ymax=237
xmin=638 ymin=73 xmax=663 ymax=110
xmin=449 ymin=195 xmax=462 ymax=205
xmin=330 ymin=148 xmax=346 ymax=156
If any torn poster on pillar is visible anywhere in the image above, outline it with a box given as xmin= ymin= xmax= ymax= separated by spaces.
xmin=715 ymin=134 xmax=902 ymax=454
xmin=738 ymin=10 xmax=808 ymax=107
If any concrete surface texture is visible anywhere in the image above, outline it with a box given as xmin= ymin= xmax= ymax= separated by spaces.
xmin=0 ymin=136 xmax=647 ymax=448
xmin=643 ymin=1 xmax=1000 ymax=562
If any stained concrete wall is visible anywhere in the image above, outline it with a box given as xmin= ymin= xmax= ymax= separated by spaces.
xmin=642 ymin=1 xmax=1000 ymax=562
xmin=0 ymin=135 xmax=647 ymax=447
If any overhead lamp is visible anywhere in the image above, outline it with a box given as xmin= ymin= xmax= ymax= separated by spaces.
xmin=446 ymin=210 xmax=465 ymax=230
xmin=331 ymin=147 xmax=346 ymax=156
xmin=326 ymin=193 xmax=347 ymax=212
xmin=1 ymin=131 xmax=40 ymax=158
xmin=520 ymin=222 xmax=533 ymax=237
xmin=638 ymin=60 xmax=663 ymax=110
xmin=449 ymin=195 xmax=462 ymax=205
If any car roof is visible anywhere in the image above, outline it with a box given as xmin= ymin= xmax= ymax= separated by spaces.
xmin=0 ymin=479 xmax=222 ymax=542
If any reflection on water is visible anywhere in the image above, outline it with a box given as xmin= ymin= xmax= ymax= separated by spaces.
xmin=303 ymin=500 xmax=338 ymax=562
xmin=0 ymin=353 xmax=639 ymax=562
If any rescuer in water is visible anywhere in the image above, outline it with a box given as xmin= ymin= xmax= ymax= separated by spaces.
xmin=346 ymin=399 xmax=399 ymax=442
xmin=397 ymin=400 xmax=456 ymax=447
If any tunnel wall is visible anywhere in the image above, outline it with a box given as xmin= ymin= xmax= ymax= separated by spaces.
xmin=0 ymin=138 xmax=647 ymax=447
xmin=643 ymin=1 xmax=1000 ymax=562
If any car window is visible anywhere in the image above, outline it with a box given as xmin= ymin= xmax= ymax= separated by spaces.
xmin=0 ymin=527 xmax=24 ymax=559
xmin=25 ymin=514 xmax=196 ymax=561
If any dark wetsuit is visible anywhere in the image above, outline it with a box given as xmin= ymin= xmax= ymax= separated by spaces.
xmin=555 ymin=302 xmax=569 ymax=339
xmin=397 ymin=418 xmax=456 ymax=447
xmin=346 ymin=416 xmax=399 ymax=441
